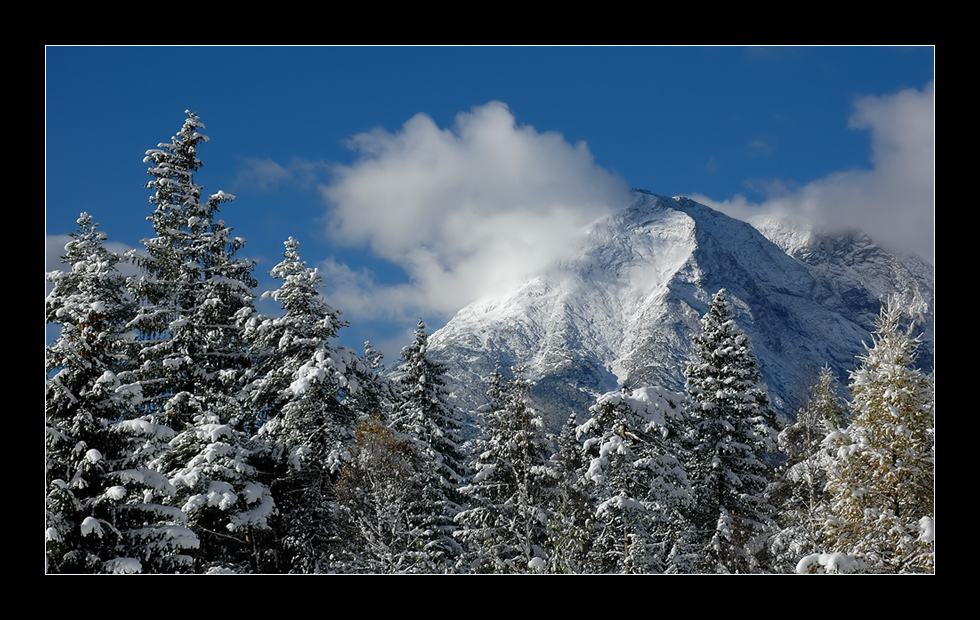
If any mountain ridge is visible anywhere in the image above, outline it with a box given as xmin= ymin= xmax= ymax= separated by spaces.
xmin=428 ymin=191 xmax=934 ymax=431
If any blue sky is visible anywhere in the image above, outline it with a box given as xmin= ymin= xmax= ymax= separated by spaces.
xmin=45 ymin=45 xmax=935 ymax=361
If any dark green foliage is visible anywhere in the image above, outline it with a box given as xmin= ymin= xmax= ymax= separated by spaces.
xmin=457 ymin=366 xmax=553 ymax=573
xmin=683 ymin=289 xmax=777 ymax=573
xmin=390 ymin=319 xmax=468 ymax=569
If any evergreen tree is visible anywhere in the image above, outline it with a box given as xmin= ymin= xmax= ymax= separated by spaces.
xmin=768 ymin=365 xmax=849 ymax=572
xmin=818 ymin=300 xmax=934 ymax=574
xmin=390 ymin=319 xmax=469 ymax=570
xmin=127 ymin=111 xmax=272 ymax=572
xmin=46 ymin=213 xmax=198 ymax=573
xmin=243 ymin=237 xmax=349 ymax=428
xmin=128 ymin=110 xmax=257 ymax=429
xmin=242 ymin=237 xmax=357 ymax=572
xmin=545 ymin=412 xmax=595 ymax=574
xmin=46 ymin=213 xmax=140 ymax=427
xmin=577 ymin=386 xmax=691 ymax=573
xmin=683 ymin=289 xmax=777 ymax=573
xmin=456 ymin=365 xmax=553 ymax=573
xmin=345 ymin=340 xmax=398 ymax=422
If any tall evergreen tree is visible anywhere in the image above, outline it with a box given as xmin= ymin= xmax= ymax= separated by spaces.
xmin=46 ymin=213 xmax=198 ymax=573
xmin=243 ymin=236 xmax=357 ymax=572
xmin=818 ymin=300 xmax=934 ymax=574
xmin=390 ymin=319 xmax=468 ymax=570
xmin=127 ymin=111 xmax=272 ymax=572
xmin=545 ymin=412 xmax=595 ymax=574
xmin=577 ymin=386 xmax=691 ymax=574
xmin=46 ymin=213 xmax=141 ymax=427
xmin=128 ymin=110 xmax=257 ymax=429
xmin=457 ymin=366 xmax=553 ymax=573
xmin=682 ymin=289 xmax=777 ymax=573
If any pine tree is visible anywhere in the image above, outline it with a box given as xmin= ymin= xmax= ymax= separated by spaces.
xmin=577 ymin=386 xmax=691 ymax=573
xmin=768 ymin=365 xmax=849 ymax=572
xmin=127 ymin=111 xmax=272 ymax=572
xmin=544 ymin=413 xmax=595 ymax=574
xmin=148 ymin=412 xmax=274 ymax=573
xmin=456 ymin=365 xmax=553 ymax=573
xmin=46 ymin=213 xmax=198 ymax=573
xmin=683 ymin=289 xmax=777 ymax=573
xmin=390 ymin=319 xmax=469 ymax=570
xmin=46 ymin=213 xmax=140 ymax=426
xmin=243 ymin=237 xmax=349 ymax=426
xmin=819 ymin=300 xmax=934 ymax=574
xmin=343 ymin=340 xmax=398 ymax=423
xmin=128 ymin=110 xmax=257 ymax=429
xmin=242 ymin=237 xmax=357 ymax=572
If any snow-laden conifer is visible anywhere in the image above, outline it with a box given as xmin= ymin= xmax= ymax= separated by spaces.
xmin=126 ymin=112 xmax=272 ymax=572
xmin=389 ymin=319 xmax=469 ymax=570
xmin=128 ymin=110 xmax=257 ymax=430
xmin=242 ymin=237 xmax=359 ymax=572
xmin=545 ymin=412 xmax=594 ymax=573
xmin=46 ymin=213 xmax=197 ymax=573
xmin=576 ymin=385 xmax=691 ymax=573
xmin=682 ymin=289 xmax=777 ymax=573
xmin=456 ymin=366 xmax=553 ymax=573
xmin=149 ymin=411 xmax=274 ymax=573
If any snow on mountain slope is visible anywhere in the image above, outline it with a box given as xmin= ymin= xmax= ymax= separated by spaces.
xmin=748 ymin=212 xmax=934 ymax=370
xmin=428 ymin=191 xmax=935 ymax=431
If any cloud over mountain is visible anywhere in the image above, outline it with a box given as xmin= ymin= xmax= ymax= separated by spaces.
xmin=697 ymin=81 xmax=935 ymax=264
xmin=319 ymin=101 xmax=631 ymax=324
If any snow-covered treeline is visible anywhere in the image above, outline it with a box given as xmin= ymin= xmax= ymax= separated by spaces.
xmin=45 ymin=112 xmax=934 ymax=574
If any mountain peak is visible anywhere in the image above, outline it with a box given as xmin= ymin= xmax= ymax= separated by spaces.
xmin=429 ymin=192 xmax=934 ymax=430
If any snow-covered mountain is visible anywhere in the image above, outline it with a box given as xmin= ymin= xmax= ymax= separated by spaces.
xmin=428 ymin=190 xmax=935 ymax=431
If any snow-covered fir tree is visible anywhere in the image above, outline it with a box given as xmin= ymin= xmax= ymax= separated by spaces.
xmin=46 ymin=213 xmax=141 ymax=430
xmin=813 ymin=299 xmax=934 ymax=574
xmin=146 ymin=413 xmax=274 ymax=573
xmin=45 ymin=213 xmax=198 ymax=573
xmin=545 ymin=412 xmax=595 ymax=574
xmin=341 ymin=341 xmax=398 ymax=426
xmin=456 ymin=365 xmax=553 ymax=573
xmin=243 ymin=237 xmax=350 ymax=428
xmin=767 ymin=365 xmax=849 ymax=572
xmin=576 ymin=386 xmax=691 ymax=573
xmin=127 ymin=110 xmax=257 ymax=429
xmin=242 ymin=236 xmax=359 ymax=572
xmin=126 ymin=111 xmax=273 ymax=572
xmin=389 ymin=319 xmax=469 ymax=570
xmin=682 ymin=289 xmax=777 ymax=573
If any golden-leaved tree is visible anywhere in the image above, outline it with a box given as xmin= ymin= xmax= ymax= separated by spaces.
xmin=820 ymin=300 xmax=935 ymax=573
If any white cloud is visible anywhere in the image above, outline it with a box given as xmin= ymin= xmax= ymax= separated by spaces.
xmin=236 ymin=157 xmax=328 ymax=192
xmin=319 ymin=101 xmax=631 ymax=323
xmin=697 ymin=81 xmax=935 ymax=264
